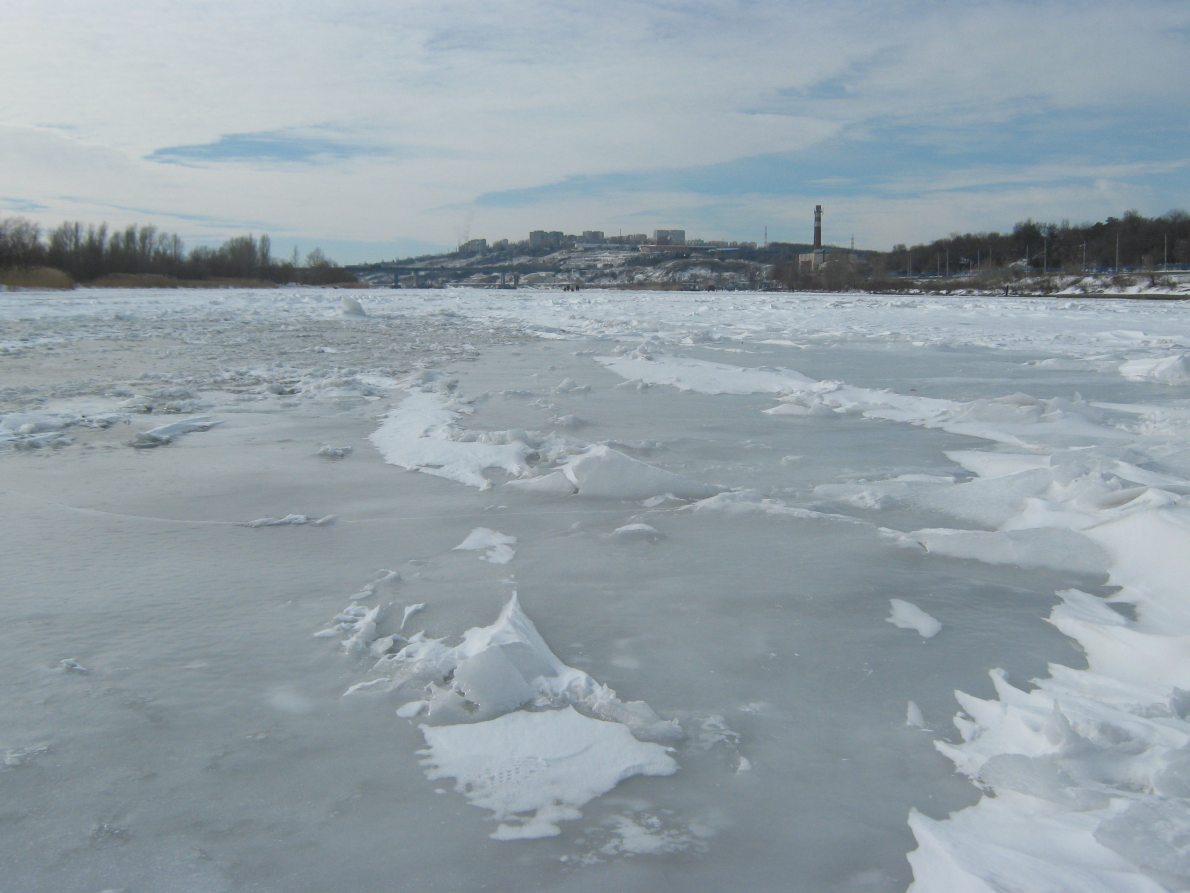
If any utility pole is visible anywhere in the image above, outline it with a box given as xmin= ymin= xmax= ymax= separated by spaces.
xmin=1043 ymin=237 xmax=1047 ymax=275
xmin=1082 ymin=241 xmax=1087 ymax=272
xmin=1165 ymin=233 xmax=1169 ymax=270
xmin=1115 ymin=231 xmax=1120 ymax=273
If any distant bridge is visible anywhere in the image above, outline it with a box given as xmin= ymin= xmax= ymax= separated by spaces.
xmin=357 ymin=263 xmax=535 ymax=288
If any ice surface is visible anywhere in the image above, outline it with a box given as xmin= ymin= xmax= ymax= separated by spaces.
xmin=4 ymin=286 xmax=1190 ymax=892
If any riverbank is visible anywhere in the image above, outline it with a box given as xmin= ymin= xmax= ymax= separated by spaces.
xmin=0 ymin=268 xmax=362 ymax=290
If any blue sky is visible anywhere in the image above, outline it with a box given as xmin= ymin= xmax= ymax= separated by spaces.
xmin=2 ymin=1 xmax=1188 ymax=262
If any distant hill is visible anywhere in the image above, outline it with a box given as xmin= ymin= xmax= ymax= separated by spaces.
xmin=351 ymin=240 xmax=876 ymax=291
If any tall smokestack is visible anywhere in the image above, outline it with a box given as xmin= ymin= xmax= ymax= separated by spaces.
xmin=813 ymin=205 xmax=822 ymax=250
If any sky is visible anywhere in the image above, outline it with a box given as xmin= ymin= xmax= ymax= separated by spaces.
xmin=2 ymin=0 xmax=1188 ymax=263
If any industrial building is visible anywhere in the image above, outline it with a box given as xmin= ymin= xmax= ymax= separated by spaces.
xmin=797 ymin=205 xmax=855 ymax=273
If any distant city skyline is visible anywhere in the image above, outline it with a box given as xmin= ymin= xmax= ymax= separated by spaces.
xmin=3 ymin=1 xmax=1188 ymax=263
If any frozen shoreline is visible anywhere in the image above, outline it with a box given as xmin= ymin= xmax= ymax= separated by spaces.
xmin=3 ymin=287 xmax=1188 ymax=892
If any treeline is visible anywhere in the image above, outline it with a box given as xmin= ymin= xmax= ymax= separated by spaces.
xmin=883 ymin=210 xmax=1190 ymax=277
xmin=0 ymin=217 xmax=350 ymax=285
xmin=768 ymin=209 xmax=1190 ymax=291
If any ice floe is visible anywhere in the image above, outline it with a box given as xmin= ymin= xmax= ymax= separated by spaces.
xmin=598 ymin=350 xmax=1130 ymax=451
xmin=420 ymin=706 xmax=677 ymax=840
xmin=317 ymin=444 xmax=353 ymax=459
xmin=317 ymin=599 xmax=389 ymax=658
xmin=339 ymin=296 xmax=367 ymax=318
xmin=369 ymin=389 xmax=534 ymax=489
xmin=501 ymin=443 xmax=721 ymax=501
xmin=684 ymin=489 xmax=862 ymax=524
xmin=0 ymin=408 xmax=125 ymax=450
xmin=242 ymin=514 xmax=335 ymax=528
xmin=906 ymin=701 xmax=928 ymax=729
xmin=887 ymin=600 xmax=942 ymax=639
xmin=453 ymin=527 xmax=517 ymax=564
xmin=376 ymin=595 xmax=681 ymax=741
xmin=315 ymin=569 xmax=404 ymax=658
xmin=558 ymin=444 xmax=720 ymax=501
xmin=598 ymin=354 xmax=816 ymax=395
xmin=3 ymin=743 xmax=50 ymax=769
xmin=609 ymin=521 xmax=663 ymax=542
xmin=909 ymin=526 xmax=1110 ymax=574
xmin=132 ymin=415 xmax=222 ymax=448
xmin=1119 ymin=353 xmax=1190 ymax=384
xmin=329 ymin=593 xmax=688 ymax=839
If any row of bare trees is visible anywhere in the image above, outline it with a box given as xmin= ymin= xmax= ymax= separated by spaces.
xmin=884 ymin=210 xmax=1190 ymax=277
xmin=0 ymin=217 xmax=345 ymax=284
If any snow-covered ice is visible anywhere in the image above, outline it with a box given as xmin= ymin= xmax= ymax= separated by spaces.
xmin=421 ymin=706 xmax=677 ymax=840
xmin=3 ymin=285 xmax=1190 ymax=892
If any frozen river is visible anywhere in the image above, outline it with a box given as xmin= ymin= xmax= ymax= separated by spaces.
xmin=2 ymin=287 xmax=1188 ymax=892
